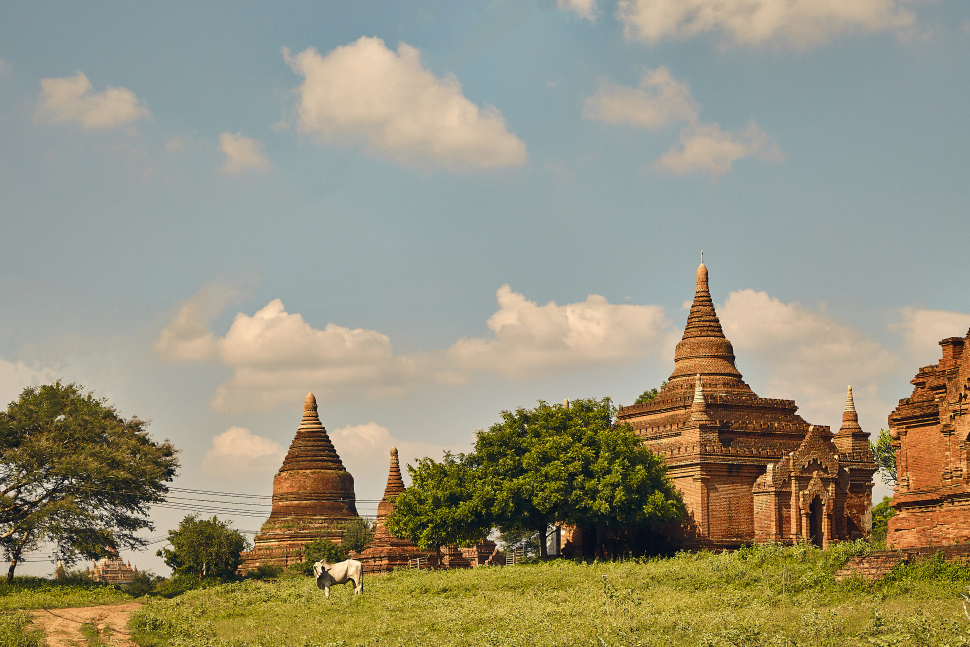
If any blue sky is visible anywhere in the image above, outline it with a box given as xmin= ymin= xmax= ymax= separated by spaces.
xmin=2 ymin=1 xmax=968 ymax=575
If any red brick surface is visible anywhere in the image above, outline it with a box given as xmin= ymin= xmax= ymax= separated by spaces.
xmin=618 ymin=264 xmax=876 ymax=549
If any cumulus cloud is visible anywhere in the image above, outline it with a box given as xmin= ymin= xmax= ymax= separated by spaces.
xmin=447 ymin=285 xmax=674 ymax=378
xmin=201 ymin=426 xmax=286 ymax=480
xmin=584 ymin=67 xmax=781 ymax=177
xmin=655 ymin=122 xmax=783 ymax=177
xmin=155 ymin=285 xmax=673 ymax=411
xmin=720 ymin=289 xmax=898 ymax=427
xmin=35 ymin=71 xmax=150 ymax=129
xmin=329 ymin=422 xmax=462 ymax=494
xmin=891 ymin=307 xmax=970 ymax=367
xmin=0 ymin=60 xmax=11 ymax=77
xmin=0 ymin=357 xmax=58 ymax=407
xmin=583 ymin=67 xmax=698 ymax=130
xmin=557 ymin=0 xmax=597 ymax=21
xmin=154 ymin=284 xmax=240 ymax=362
xmin=219 ymin=132 xmax=269 ymax=174
xmin=282 ymin=37 xmax=526 ymax=170
xmin=616 ymin=0 xmax=915 ymax=49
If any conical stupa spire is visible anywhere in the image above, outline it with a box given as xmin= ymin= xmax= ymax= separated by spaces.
xmin=835 ymin=385 xmax=869 ymax=453
xmin=688 ymin=374 xmax=714 ymax=425
xmin=669 ymin=262 xmax=744 ymax=384
xmin=382 ymin=446 xmax=405 ymax=500
xmin=278 ymin=392 xmax=346 ymax=472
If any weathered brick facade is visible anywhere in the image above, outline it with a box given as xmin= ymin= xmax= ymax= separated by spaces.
xmin=238 ymin=392 xmax=359 ymax=573
xmin=617 ymin=263 xmax=876 ymax=549
xmin=355 ymin=447 xmax=434 ymax=574
xmin=887 ymin=331 xmax=970 ymax=549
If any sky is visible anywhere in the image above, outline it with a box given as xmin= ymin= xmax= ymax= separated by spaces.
xmin=2 ymin=0 xmax=969 ymax=577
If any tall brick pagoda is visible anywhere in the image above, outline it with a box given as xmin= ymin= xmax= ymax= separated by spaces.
xmin=356 ymin=446 xmax=432 ymax=573
xmin=887 ymin=330 xmax=970 ymax=549
xmin=238 ymin=392 xmax=358 ymax=572
xmin=616 ymin=262 xmax=876 ymax=548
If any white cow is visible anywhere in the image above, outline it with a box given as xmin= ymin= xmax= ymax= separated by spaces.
xmin=313 ymin=559 xmax=363 ymax=598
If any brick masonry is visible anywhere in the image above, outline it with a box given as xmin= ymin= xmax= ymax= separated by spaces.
xmin=888 ymin=332 xmax=970 ymax=549
xmin=617 ymin=263 xmax=877 ymax=549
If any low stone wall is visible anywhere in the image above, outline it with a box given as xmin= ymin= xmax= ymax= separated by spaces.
xmin=834 ymin=544 xmax=970 ymax=583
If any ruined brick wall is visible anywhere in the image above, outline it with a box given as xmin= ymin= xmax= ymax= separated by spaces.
xmin=888 ymin=332 xmax=970 ymax=550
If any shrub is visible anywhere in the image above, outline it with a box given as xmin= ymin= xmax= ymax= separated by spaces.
xmin=124 ymin=570 xmax=158 ymax=597
xmin=290 ymin=538 xmax=349 ymax=576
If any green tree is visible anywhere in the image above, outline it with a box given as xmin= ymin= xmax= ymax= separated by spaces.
xmin=870 ymin=495 xmax=896 ymax=546
xmin=291 ymin=538 xmax=349 ymax=575
xmin=0 ymin=382 xmax=179 ymax=583
xmin=869 ymin=428 xmax=897 ymax=487
xmin=633 ymin=383 xmax=665 ymax=405
xmin=473 ymin=398 xmax=683 ymax=557
xmin=341 ymin=517 xmax=375 ymax=553
xmin=157 ymin=515 xmax=249 ymax=581
xmin=386 ymin=452 xmax=490 ymax=554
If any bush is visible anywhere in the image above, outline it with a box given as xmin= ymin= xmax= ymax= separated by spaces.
xmin=124 ymin=570 xmax=158 ymax=597
xmin=151 ymin=574 xmax=222 ymax=599
xmin=290 ymin=538 xmax=348 ymax=576
xmin=342 ymin=517 xmax=375 ymax=553
xmin=246 ymin=563 xmax=284 ymax=580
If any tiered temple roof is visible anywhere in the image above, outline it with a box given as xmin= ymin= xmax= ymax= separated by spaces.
xmin=238 ymin=393 xmax=358 ymax=573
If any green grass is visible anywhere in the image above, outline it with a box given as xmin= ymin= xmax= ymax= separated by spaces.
xmin=0 ymin=611 xmax=43 ymax=647
xmin=0 ymin=576 xmax=133 ymax=611
xmin=127 ymin=542 xmax=970 ymax=647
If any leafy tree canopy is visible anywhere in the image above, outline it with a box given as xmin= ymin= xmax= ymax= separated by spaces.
xmin=0 ymin=381 xmax=179 ymax=582
xmin=386 ymin=452 xmax=490 ymax=553
xmin=388 ymin=398 xmax=684 ymax=557
xmin=869 ymin=428 xmax=897 ymax=487
xmin=870 ymin=495 xmax=897 ymax=546
xmin=341 ymin=517 xmax=375 ymax=553
xmin=291 ymin=538 xmax=349 ymax=575
xmin=157 ymin=515 xmax=249 ymax=581
xmin=634 ymin=384 xmax=664 ymax=405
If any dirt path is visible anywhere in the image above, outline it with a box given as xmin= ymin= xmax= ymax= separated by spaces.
xmin=29 ymin=602 xmax=143 ymax=647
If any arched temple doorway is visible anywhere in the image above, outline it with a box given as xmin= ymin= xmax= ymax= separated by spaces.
xmin=809 ymin=496 xmax=824 ymax=548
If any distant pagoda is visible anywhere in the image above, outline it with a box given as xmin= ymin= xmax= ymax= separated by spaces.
xmin=356 ymin=446 xmax=432 ymax=573
xmin=238 ymin=392 xmax=358 ymax=573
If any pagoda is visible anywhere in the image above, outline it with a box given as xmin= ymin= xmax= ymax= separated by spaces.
xmin=355 ymin=446 xmax=432 ymax=573
xmin=238 ymin=392 xmax=358 ymax=573
xmin=616 ymin=262 xmax=876 ymax=548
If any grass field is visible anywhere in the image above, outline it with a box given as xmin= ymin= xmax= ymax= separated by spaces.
xmin=125 ymin=542 xmax=970 ymax=647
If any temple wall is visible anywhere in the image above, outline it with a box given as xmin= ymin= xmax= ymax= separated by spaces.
xmin=706 ymin=477 xmax=755 ymax=542
xmin=889 ymin=497 xmax=970 ymax=549
xmin=906 ymin=427 xmax=947 ymax=491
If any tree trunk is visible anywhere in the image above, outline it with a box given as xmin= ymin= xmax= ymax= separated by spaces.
xmin=538 ymin=524 xmax=548 ymax=559
xmin=595 ymin=524 xmax=605 ymax=560
xmin=6 ymin=543 xmax=23 ymax=584
xmin=6 ymin=559 xmax=16 ymax=584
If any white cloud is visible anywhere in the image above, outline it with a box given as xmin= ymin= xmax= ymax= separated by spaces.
xmin=720 ymin=289 xmax=898 ymax=427
xmin=164 ymin=138 xmax=184 ymax=153
xmin=282 ymin=37 xmax=527 ymax=170
xmin=35 ymin=71 xmax=150 ymax=129
xmin=616 ymin=0 xmax=915 ymax=49
xmin=219 ymin=132 xmax=269 ymax=174
xmin=891 ymin=307 xmax=970 ymax=367
xmin=557 ymin=0 xmax=597 ymax=21
xmin=583 ymin=67 xmax=698 ymax=130
xmin=0 ymin=60 xmax=11 ymax=77
xmin=447 ymin=285 xmax=674 ymax=378
xmin=329 ymin=422 xmax=460 ymax=492
xmin=201 ymin=426 xmax=286 ymax=480
xmin=154 ymin=285 xmax=240 ymax=362
xmin=0 ymin=357 xmax=58 ymax=408
xmin=155 ymin=285 xmax=673 ymax=411
xmin=654 ymin=122 xmax=782 ymax=177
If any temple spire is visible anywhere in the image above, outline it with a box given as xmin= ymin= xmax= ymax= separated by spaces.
xmin=279 ymin=391 xmax=345 ymax=472
xmin=669 ymin=262 xmax=745 ymax=386
xmin=688 ymin=374 xmax=714 ymax=425
xmin=835 ymin=385 xmax=869 ymax=453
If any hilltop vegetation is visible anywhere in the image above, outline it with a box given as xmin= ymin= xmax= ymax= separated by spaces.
xmin=125 ymin=542 xmax=970 ymax=647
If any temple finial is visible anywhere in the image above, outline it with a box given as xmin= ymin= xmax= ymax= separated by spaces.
xmin=564 ymin=397 xmax=569 ymax=409
xmin=304 ymin=392 xmax=317 ymax=413
xmin=701 ymin=249 xmax=704 ymax=264
xmin=844 ymin=386 xmax=855 ymax=413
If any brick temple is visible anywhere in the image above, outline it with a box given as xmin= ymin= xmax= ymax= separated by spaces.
xmin=355 ymin=447 xmax=431 ymax=573
xmin=616 ymin=262 xmax=876 ymax=548
xmin=238 ymin=392 xmax=358 ymax=573
xmin=887 ymin=329 xmax=970 ymax=549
